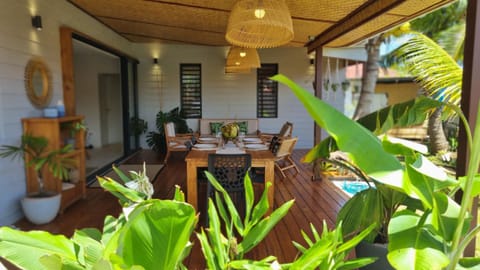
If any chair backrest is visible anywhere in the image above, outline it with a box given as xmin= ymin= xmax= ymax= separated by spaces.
xmin=164 ymin=122 xmax=176 ymax=137
xmin=276 ymin=137 xmax=298 ymax=158
xmin=278 ymin=122 xmax=293 ymax=138
xmin=207 ymin=154 xmax=251 ymax=217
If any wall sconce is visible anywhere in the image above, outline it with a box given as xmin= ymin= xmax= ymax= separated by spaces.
xmin=32 ymin=15 xmax=42 ymax=31
xmin=153 ymin=58 xmax=158 ymax=64
xmin=309 ymin=58 xmax=315 ymax=65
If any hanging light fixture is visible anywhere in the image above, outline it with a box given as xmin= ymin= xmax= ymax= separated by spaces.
xmin=225 ymin=66 xmax=252 ymax=74
xmin=225 ymin=0 xmax=294 ymax=48
xmin=225 ymin=46 xmax=260 ymax=73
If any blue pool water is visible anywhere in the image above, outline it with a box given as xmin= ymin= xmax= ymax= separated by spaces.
xmin=332 ymin=181 xmax=370 ymax=196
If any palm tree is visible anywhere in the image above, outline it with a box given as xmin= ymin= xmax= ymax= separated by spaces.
xmin=369 ymin=0 xmax=466 ymax=154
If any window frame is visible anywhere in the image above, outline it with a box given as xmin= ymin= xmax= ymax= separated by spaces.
xmin=257 ymin=63 xmax=278 ymax=118
xmin=180 ymin=63 xmax=202 ymax=119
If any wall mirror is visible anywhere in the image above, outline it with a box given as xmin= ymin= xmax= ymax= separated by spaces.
xmin=25 ymin=57 xmax=52 ymax=108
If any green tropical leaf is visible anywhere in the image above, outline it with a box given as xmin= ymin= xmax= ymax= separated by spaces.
xmin=0 ymin=227 xmax=77 ymax=270
xmin=388 ymin=209 xmax=449 ymax=270
xmin=173 ymin=185 xmax=185 ymax=202
xmin=72 ymin=229 xmax=103 ymax=267
xmin=118 ymin=200 xmax=197 ymax=270
xmin=238 ymin=199 xmax=294 ymax=254
xmin=196 ymin=229 xmax=219 ymax=270
xmin=430 ymin=193 xmax=468 ymax=242
xmin=244 ymin=172 xmax=254 ymax=225
xmin=336 ymin=188 xmax=384 ymax=242
xmin=272 ymin=74 xmax=404 ymax=189
xmin=303 ymin=97 xmax=441 ymax=162
xmin=205 ymin=171 xmax=244 ymax=234
xmin=206 ymin=199 xmax=227 ymax=268
xmin=98 ymin=176 xmax=145 ymax=205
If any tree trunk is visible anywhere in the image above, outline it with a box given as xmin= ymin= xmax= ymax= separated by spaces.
xmin=428 ymin=107 xmax=449 ymax=154
xmin=353 ymin=36 xmax=383 ymax=120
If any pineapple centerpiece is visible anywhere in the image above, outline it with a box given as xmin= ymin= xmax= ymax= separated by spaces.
xmin=221 ymin=122 xmax=239 ymax=143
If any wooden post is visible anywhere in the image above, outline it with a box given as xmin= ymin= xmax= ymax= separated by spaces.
xmin=457 ymin=0 xmax=480 ymax=256
xmin=314 ymin=47 xmax=323 ymax=145
xmin=59 ymin=27 xmax=75 ymax=116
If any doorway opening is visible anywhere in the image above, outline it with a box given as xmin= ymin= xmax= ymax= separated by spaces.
xmin=60 ymin=27 xmax=140 ymax=183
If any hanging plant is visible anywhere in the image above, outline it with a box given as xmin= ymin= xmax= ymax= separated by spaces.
xmin=331 ymin=83 xmax=339 ymax=92
xmin=341 ymin=80 xmax=351 ymax=91
xmin=323 ymin=79 xmax=330 ymax=91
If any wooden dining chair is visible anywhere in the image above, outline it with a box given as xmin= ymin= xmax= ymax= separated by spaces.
xmin=163 ymin=122 xmax=193 ymax=164
xmin=207 ymin=153 xmax=251 ymax=218
xmin=274 ymin=137 xmax=299 ymax=178
xmin=261 ymin=121 xmax=293 ymax=144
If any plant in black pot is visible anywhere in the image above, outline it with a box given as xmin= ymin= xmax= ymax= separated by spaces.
xmin=146 ymin=107 xmax=191 ymax=153
xmin=0 ymin=135 xmax=74 ymax=224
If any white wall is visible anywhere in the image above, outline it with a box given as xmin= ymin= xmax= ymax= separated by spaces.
xmin=134 ymin=44 xmax=317 ymax=149
xmin=0 ymin=0 xmax=133 ymax=225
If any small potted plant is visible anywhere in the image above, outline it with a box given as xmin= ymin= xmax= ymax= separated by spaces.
xmin=0 ymin=135 xmax=74 ymax=224
xmin=62 ymin=121 xmax=86 ymax=148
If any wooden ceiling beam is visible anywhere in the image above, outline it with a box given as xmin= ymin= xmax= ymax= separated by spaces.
xmin=307 ymin=0 xmax=406 ymax=52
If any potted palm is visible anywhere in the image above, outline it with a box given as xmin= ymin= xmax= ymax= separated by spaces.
xmin=0 ymin=134 xmax=74 ymax=224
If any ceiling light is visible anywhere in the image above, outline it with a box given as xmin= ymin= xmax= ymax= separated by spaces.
xmin=254 ymin=8 xmax=265 ymax=19
xmin=226 ymin=0 xmax=293 ymax=48
xmin=239 ymin=51 xmax=246 ymax=57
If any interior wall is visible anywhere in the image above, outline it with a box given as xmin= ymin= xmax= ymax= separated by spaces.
xmin=0 ymin=0 xmax=133 ymax=225
xmin=74 ymin=52 xmax=121 ymax=148
xmin=134 ymin=44 xmax=317 ymax=149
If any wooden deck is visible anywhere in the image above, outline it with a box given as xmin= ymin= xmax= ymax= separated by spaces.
xmin=15 ymin=149 xmax=349 ymax=268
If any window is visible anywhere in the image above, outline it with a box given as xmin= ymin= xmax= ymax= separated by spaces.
xmin=257 ymin=64 xmax=278 ymax=118
xmin=180 ymin=64 xmax=202 ymax=118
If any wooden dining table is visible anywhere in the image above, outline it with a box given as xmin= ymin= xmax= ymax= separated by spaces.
xmin=185 ymin=148 xmax=275 ymax=210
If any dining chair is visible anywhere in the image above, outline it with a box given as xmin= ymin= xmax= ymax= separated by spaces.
xmin=207 ymin=153 xmax=251 ymax=218
xmin=163 ymin=122 xmax=193 ymax=164
xmin=261 ymin=121 xmax=293 ymax=144
xmin=274 ymin=137 xmax=299 ymax=178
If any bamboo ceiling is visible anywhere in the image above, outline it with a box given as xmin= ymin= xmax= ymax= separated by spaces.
xmin=68 ymin=0 xmax=455 ymax=49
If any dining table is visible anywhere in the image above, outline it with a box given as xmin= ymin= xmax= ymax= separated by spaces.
xmin=185 ymin=140 xmax=276 ymax=211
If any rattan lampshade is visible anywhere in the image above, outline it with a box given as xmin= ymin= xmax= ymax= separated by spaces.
xmin=225 ymin=46 xmax=261 ymax=68
xmin=225 ymin=0 xmax=294 ymax=48
xmin=225 ymin=66 xmax=252 ymax=74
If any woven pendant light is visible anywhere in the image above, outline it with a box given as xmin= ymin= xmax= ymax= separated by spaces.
xmin=225 ymin=46 xmax=261 ymax=68
xmin=225 ymin=66 xmax=252 ymax=74
xmin=226 ymin=0 xmax=294 ymax=48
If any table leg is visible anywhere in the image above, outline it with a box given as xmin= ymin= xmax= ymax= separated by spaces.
xmin=187 ymin=162 xmax=198 ymax=210
xmin=264 ymin=160 xmax=275 ymax=210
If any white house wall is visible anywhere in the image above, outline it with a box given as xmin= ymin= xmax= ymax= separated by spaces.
xmin=0 ymin=0 xmax=132 ymax=225
xmin=134 ymin=44 xmax=316 ymax=149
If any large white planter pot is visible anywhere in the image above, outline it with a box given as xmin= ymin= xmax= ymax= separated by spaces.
xmin=21 ymin=193 xmax=61 ymax=225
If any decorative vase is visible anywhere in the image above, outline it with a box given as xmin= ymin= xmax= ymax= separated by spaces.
xmin=21 ymin=192 xmax=61 ymax=225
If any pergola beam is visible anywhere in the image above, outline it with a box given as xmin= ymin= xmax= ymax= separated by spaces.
xmin=307 ymin=0 xmax=406 ymax=53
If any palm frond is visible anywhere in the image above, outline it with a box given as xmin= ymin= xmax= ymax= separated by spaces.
xmin=394 ymin=32 xmax=462 ymax=109
xmin=435 ymin=22 xmax=465 ymax=62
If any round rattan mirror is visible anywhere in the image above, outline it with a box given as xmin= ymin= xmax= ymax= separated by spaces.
xmin=25 ymin=57 xmax=52 ymax=108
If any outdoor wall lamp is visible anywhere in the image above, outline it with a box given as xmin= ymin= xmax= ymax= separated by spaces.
xmin=32 ymin=15 xmax=42 ymax=31
xmin=153 ymin=58 xmax=158 ymax=64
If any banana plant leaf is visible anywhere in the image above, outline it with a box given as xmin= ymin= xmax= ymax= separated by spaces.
xmin=272 ymin=74 xmax=407 ymax=189
xmin=116 ymin=200 xmax=197 ymax=270
xmin=388 ymin=209 xmax=450 ymax=270
xmin=302 ymin=96 xmax=443 ymax=163
xmin=0 ymin=227 xmax=78 ymax=270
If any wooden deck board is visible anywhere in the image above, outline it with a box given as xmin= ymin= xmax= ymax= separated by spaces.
xmin=14 ymin=149 xmax=348 ymax=268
